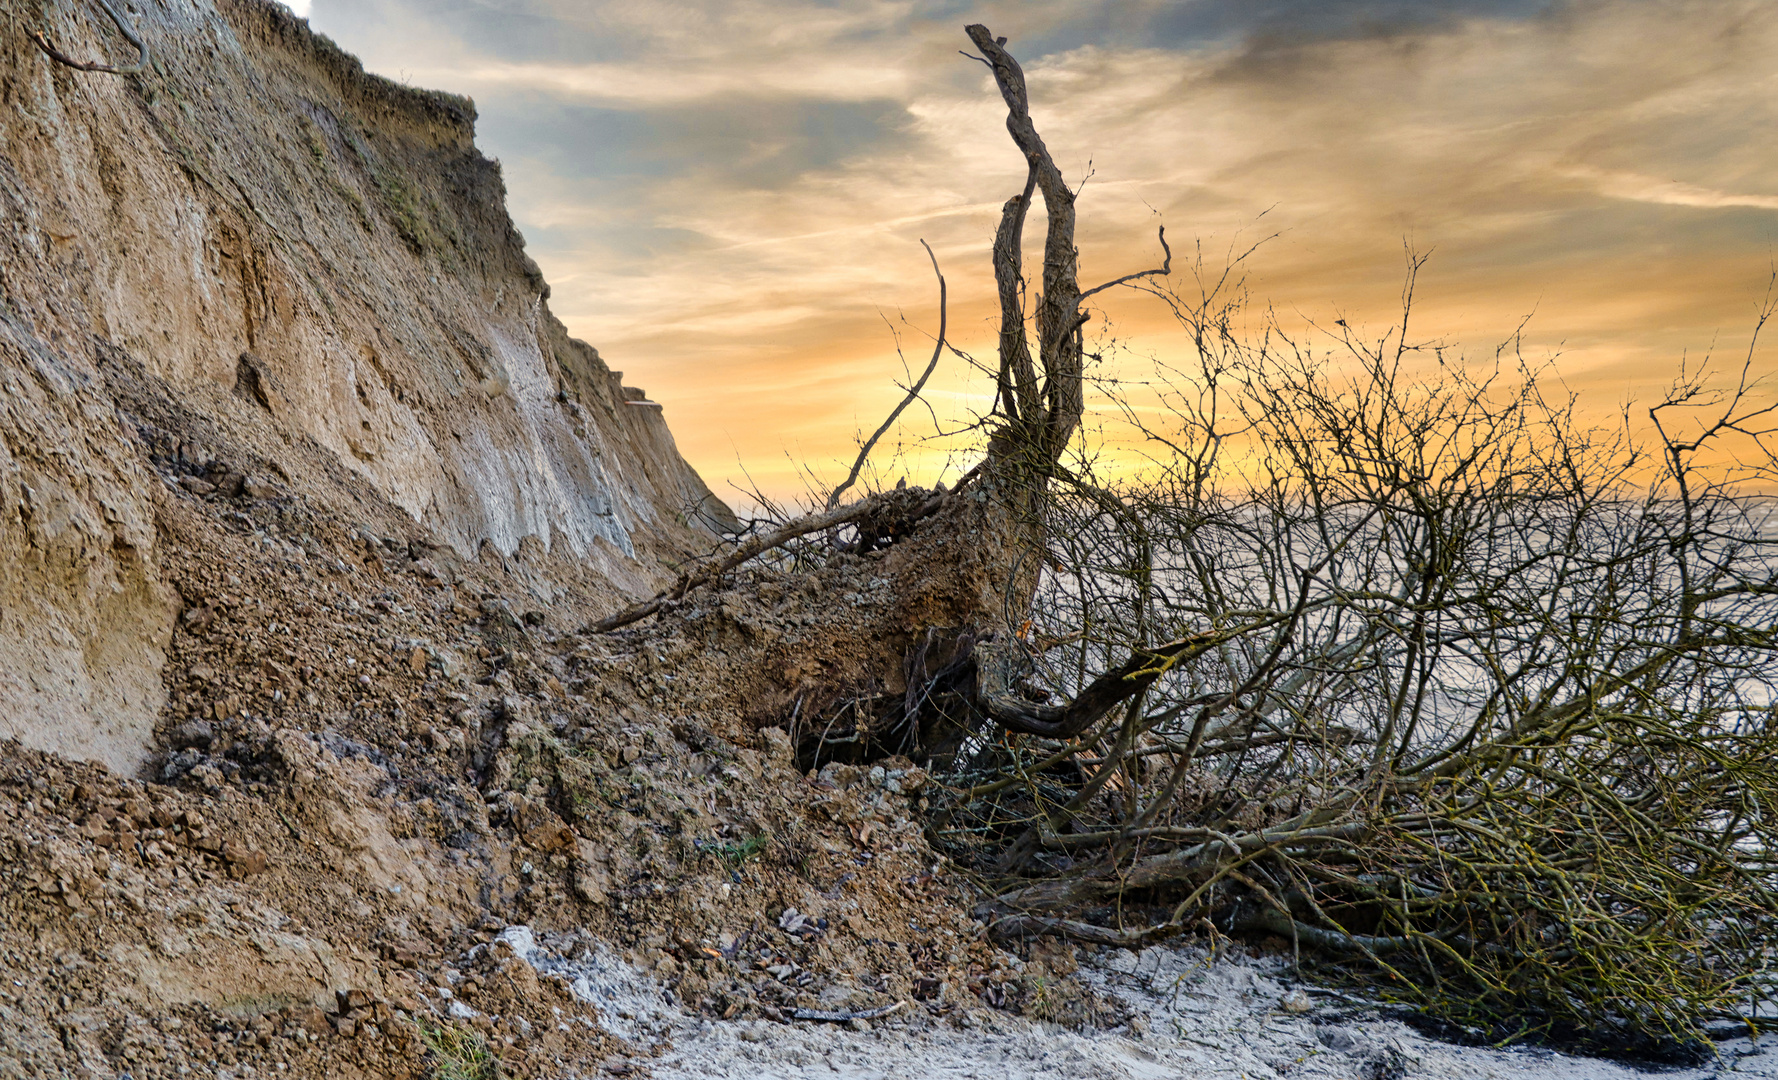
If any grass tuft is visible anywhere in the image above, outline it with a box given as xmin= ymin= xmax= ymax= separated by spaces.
xmin=418 ymin=1018 xmax=499 ymax=1080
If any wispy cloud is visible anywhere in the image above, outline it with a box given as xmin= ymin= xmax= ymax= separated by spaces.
xmin=419 ymin=58 xmax=912 ymax=105
xmin=1563 ymin=167 xmax=1778 ymax=212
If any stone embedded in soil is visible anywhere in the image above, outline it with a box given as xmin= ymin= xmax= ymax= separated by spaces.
xmin=171 ymin=719 xmax=215 ymax=749
xmin=222 ymin=840 xmax=270 ymax=876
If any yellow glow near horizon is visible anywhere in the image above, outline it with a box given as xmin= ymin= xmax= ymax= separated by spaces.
xmin=308 ymin=0 xmax=1778 ymax=507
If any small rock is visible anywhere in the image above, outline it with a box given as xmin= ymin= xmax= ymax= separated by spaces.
xmin=181 ymin=606 xmax=219 ymax=635
xmin=1317 ymin=1026 xmax=1372 ymax=1054
xmin=1366 ymin=1047 xmax=1408 ymax=1080
xmin=572 ymin=858 xmax=610 ymax=905
xmin=222 ymin=841 xmax=270 ymax=877
xmin=846 ymin=1017 xmax=871 ymax=1033
xmin=1280 ymin=989 xmax=1314 ymax=1013
xmin=335 ymin=1015 xmax=356 ymax=1038
xmin=408 ymin=647 xmax=428 ymax=674
xmin=522 ymin=822 xmax=575 ymax=852
xmin=170 ymin=720 xmax=214 ymax=750
xmin=338 ymin=988 xmax=375 ymax=1011
xmin=288 ymin=1005 xmax=330 ymax=1035
xmin=241 ymin=475 xmax=280 ymax=499
xmin=178 ymin=476 xmax=216 ymax=496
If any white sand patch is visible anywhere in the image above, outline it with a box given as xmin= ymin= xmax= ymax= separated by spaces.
xmin=502 ymin=926 xmax=1778 ymax=1080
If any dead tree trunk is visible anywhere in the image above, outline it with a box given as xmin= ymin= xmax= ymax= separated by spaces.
xmin=594 ymin=25 xmax=1170 ymax=775
xmin=966 ymin=23 xmax=1085 ymax=469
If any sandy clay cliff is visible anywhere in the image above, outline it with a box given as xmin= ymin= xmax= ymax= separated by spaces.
xmin=0 ymin=0 xmax=732 ymax=776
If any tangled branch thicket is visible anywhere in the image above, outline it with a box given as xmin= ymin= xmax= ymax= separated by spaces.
xmin=935 ymin=253 xmax=1778 ymax=1050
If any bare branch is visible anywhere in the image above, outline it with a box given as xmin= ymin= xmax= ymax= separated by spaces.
xmin=828 ymin=240 xmax=947 ymax=509
xmin=32 ymin=0 xmax=149 ymax=76
xmin=1080 ymin=225 xmax=1172 ymax=301
xmin=587 ymin=493 xmax=936 ymax=634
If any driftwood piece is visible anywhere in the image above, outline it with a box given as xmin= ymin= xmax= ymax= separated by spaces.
xmin=980 ymin=914 xmax=1181 ymax=948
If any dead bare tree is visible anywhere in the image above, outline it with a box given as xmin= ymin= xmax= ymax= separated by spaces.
xmin=591 ymin=27 xmax=1777 ymax=1048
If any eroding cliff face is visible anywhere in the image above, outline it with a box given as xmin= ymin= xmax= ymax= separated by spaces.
xmin=0 ymin=329 xmax=175 ymax=773
xmin=0 ymin=0 xmax=728 ymax=773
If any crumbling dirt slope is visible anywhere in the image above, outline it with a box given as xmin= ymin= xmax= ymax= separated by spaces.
xmin=0 ymin=472 xmax=1065 ymax=1077
xmin=0 ymin=0 xmax=730 ymax=775
xmin=0 ymin=4 xmax=1091 ymax=1078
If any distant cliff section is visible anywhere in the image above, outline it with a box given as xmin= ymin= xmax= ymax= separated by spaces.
xmin=0 ymin=0 xmax=732 ymax=774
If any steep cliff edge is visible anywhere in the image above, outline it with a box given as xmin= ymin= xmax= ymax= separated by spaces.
xmin=0 ymin=0 xmax=730 ymax=775
xmin=0 ymin=10 xmax=1016 ymax=1078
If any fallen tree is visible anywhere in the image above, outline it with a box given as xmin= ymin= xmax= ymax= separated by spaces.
xmin=594 ymin=24 xmax=1778 ymax=1053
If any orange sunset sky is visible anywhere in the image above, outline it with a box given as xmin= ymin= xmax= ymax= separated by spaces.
xmin=295 ymin=0 xmax=1778 ymax=504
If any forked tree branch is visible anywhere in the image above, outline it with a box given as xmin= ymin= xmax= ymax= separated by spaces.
xmin=966 ymin=24 xmax=1084 ymax=460
xmin=991 ymin=168 xmax=1040 ymax=424
xmin=32 ymin=0 xmax=149 ymax=75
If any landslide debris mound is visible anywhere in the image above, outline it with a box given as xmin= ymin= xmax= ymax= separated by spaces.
xmin=0 ymin=5 xmax=1058 ymax=1078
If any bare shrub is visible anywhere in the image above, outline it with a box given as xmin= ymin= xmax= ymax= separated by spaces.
xmin=938 ymin=251 xmax=1778 ymax=1049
